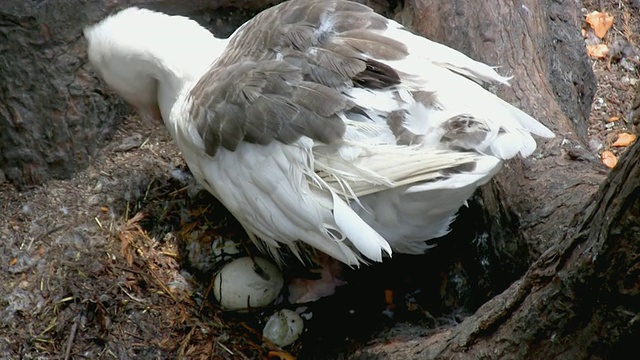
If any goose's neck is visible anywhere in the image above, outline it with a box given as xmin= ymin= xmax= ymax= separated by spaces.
xmin=149 ymin=37 xmax=226 ymax=125
xmin=85 ymin=10 xmax=226 ymax=129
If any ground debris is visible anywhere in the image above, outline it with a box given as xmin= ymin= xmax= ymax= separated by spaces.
xmin=582 ymin=0 xmax=640 ymax=168
xmin=0 ymin=118 xmax=268 ymax=359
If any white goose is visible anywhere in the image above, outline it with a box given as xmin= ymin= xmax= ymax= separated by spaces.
xmin=85 ymin=0 xmax=554 ymax=266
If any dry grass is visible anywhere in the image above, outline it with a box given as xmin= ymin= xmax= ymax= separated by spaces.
xmin=0 ymin=118 xmax=278 ymax=359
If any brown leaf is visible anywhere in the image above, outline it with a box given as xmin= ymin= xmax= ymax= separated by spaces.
xmin=384 ymin=289 xmax=395 ymax=308
xmin=119 ymin=231 xmax=134 ymax=266
xmin=268 ymin=350 xmax=296 ymax=360
xmin=587 ymin=44 xmax=609 ymax=59
xmin=601 ymin=150 xmax=618 ymax=168
xmin=586 ymin=11 xmax=614 ymax=39
xmin=9 ymin=258 xmax=17 ymax=266
xmin=612 ymin=132 xmax=637 ymax=147
xmin=607 ymin=116 xmax=620 ymax=123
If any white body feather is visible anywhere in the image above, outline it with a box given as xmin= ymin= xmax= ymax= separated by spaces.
xmin=85 ymin=3 xmax=554 ymax=266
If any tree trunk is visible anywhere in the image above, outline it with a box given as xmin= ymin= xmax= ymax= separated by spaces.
xmin=0 ymin=0 xmax=120 ymax=188
xmin=0 ymin=0 xmax=278 ymax=189
xmin=631 ymin=81 xmax=640 ymax=133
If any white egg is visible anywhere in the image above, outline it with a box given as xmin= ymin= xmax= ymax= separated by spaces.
xmin=213 ymin=257 xmax=283 ymax=311
xmin=263 ymin=309 xmax=305 ymax=347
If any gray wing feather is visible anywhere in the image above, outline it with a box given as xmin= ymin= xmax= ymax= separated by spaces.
xmin=188 ymin=0 xmax=404 ymax=156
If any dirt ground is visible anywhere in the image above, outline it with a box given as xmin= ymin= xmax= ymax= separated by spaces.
xmin=583 ymin=0 xmax=640 ymax=160
xmin=1 ymin=1 xmax=638 ymax=359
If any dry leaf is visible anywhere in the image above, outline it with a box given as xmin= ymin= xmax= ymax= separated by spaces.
xmin=384 ymin=289 xmax=395 ymax=308
xmin=601 ymin=150 xmax=618 ymax=168
xmin=9 ymin=258 xmax=17 ymax=266
xmin=607 ymin=116 xmax=620 ymax=122
xmin=268 ymin=350 xmax=296 ymax=360
xmin=612 ymin=132 xmax=637 ymax=147
xmin=586 ymin=11 xmax=614 ymax=39
xmin=587 ymin=44 xmax=609 ymax=59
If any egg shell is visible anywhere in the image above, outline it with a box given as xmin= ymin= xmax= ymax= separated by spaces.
xmin=263 ymin=309 xmax=305 ymax=347
xmin=213 ymin=257 xmax=283 ymax=311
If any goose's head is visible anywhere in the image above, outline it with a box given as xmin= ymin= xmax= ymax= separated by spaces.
xmin=84 ymin=7 xmax=226 ymax=123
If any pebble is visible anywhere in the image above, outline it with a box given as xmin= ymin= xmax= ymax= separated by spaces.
xmin=619 ymin=58 xmax=635 ymax=72
xmin=593 ymin=97 xmax=604 ymax=110
xmin=589 ymin=138 xmax=603 ymax=152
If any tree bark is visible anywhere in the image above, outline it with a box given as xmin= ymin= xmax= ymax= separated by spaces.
xmin=631 ymin=81 xmax=640 ymax=133
xmin=1 ymin=0 xmax=120 ymax=188
xmin=0 ymin=0 xmax=280 ymax=189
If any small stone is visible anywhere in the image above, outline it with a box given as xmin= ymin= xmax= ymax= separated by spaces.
xmin=20 ymin=204 xmax=31 ymax=215
xmin=588 ymin=138 xmax=603 ymax=152
xmin=619 ymin=58 xmax=635 ymax=72
xmin=114 ymin=134 xmax=143 ymax=152
xmin=593 ymin=97 xmax=604 ymax=110
xmin=621 ymin=76 xmax=630 ymax=85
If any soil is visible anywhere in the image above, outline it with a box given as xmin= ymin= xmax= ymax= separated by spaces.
xmin=1 ymin=1 xmax=638 ymax=359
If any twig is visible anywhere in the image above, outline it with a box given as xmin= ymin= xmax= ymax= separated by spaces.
xmin=118 ymin=285 xmax=147 ymax=303
xmin=165 ymin=185 xmax=191 ymax=198
xmin=200 ymin=277 xmax=216 ymax=312
xmin=64 ymin=318 xmax=79 ymax=360
xmin=26 ymin=225 xmax=65 ymax=249
xmin=146 ymin=265 xmax=179 ymax=303
xmin=113 ymin=265 xmax=146 ymax=276
xmin=124 ymin=331 xmax=146 ymax=341
xmin=216 ymin=340 xmax=235 ymax=356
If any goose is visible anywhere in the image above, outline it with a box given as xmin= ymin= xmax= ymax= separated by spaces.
xmin=84 ymin=0 xmax=554 ymax=267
